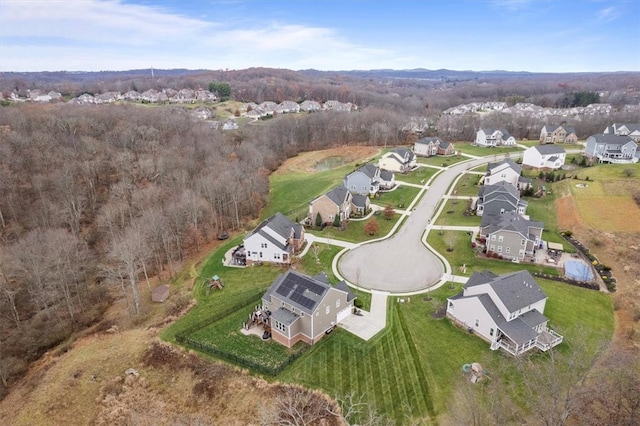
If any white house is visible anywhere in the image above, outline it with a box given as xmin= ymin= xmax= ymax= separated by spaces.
xmin=243 ymin=213 xmax=305 ymax=266
xmin=484 ymin=159 xmax=522 ymax=188
xmin=446 ymin=270 xmax=563 ymax=356
xmin=522 ymin=145 xmax=567 ymax=170
xmin=475 ymin=128 xmax=517 ymax=147
xmin=604 ymin=123 xmax=640 ymax=142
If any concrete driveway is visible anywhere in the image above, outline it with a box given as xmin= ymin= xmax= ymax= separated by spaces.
xmin=338 ymin=153 xmax=518 ymax=293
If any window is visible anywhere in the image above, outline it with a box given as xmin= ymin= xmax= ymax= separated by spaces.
xmin=490 ymin=328 xmax=494 ymax=337
xmin=261 ymin=243 xmax=267 ymax=248
xmin=490 ymin=245 xmax=495 ymax=251
xmin=491 ymin=235 xmax=496 ymax=241
xmin=475 ymin=319 xmax=479 ymax=327
xmin=325 ymin=305 xmax=330 ymax=315
xmin=497 ymin=246 xmax=502 ymax=253
xmin=498 ymin=235 xmax=503 ymax=242
xmin=336 ymin=299 xmax=340 ymax=308
xmin=259 ymin=252 xmax=263 ymax=258
xmin=505 ymin=247 xmax=510 ymax=253
xmin=273 ymin=320 xmax=286 ymax=332
xmin=521 ymin=239 xmax=525 ymax=245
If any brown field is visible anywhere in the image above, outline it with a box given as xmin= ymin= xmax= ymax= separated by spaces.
xmin=575 ymin=196 xmax=640 ymax=232
xmin=273 ymin=145 xmax=380 ymax=174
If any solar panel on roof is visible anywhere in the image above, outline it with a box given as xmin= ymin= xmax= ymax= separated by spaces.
xmin=276 ymin=281 xmax=294 ymax=297
xmin=304 ymin=281 xmax=325 ymax=295
xmin=290 ymin=292 xmax=316 ymax=310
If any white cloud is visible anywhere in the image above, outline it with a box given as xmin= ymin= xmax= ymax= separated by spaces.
xmin=596 ymin=6 xmax=620 ymax=23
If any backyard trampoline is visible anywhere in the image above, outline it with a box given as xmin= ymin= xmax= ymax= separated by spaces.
xmin=564 ymin=260 xmax=593 ymax=281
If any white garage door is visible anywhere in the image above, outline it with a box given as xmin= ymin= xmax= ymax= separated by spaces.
xmin=336 ymin=306 xmax=352 ymax=323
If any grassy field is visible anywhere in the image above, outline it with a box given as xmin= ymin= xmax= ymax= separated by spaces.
xmin=524 ymin=194 xmax=577 ymax=252
xmin=281 ymin=277 xmax=613 ymax=423
xmin=452 ymin=172 xmax=482 ymax=197
xmin=375 ymin=185 xmax=421 ymax=208
xmin=262 ymin=164 xmax=355 ymax=221
xmin=395 ymin=166 xmax=440 ymax=185
xmin=417 ymin=155 xmax=466 ymax=167
xmin=434 ymin=199 xmax=480 ymax=226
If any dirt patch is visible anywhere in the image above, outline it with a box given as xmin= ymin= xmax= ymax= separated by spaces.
xmin=575 ymin=196 xmax=640 ymax=232
xmin=273 ymin=146 xmax=380 ymax=175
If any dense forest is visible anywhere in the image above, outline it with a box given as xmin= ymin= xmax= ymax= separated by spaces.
xmin=1 ymin=68 xmax=640 ymax=407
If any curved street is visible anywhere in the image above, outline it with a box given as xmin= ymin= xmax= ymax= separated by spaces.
xmin=338 ymin=154 xmax=515 ymax=293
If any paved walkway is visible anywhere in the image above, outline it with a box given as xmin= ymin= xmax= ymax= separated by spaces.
xmin=338 ymin=290 xmax=388 ymax=340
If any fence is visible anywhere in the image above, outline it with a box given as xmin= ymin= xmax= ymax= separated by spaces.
xmin=175 ymin=287 xmax=308 ymax=376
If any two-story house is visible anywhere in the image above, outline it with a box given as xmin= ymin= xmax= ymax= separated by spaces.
xmin=476 ymin=182 xmax=528 ymax=217
xmin=604 ymin=123 xmax=640 ymax=142
xmin=522 ymin=145 xmax=567 ymax=170
xmin=378 ymin=147 xmax=417 ymax=173
xmin=484 ymin=159 xmax=530 ymax=190
xmin=539 ymin=125 xmax=578 ymax=144
xmin=243 ymin=213 xmax=305 ymax=266
xmin=475 ymin=128 xmax=517 ymax=147
xmin=262 ymin=270 xmax=355 ymax=348
xmin=308 ymin=186 xmax=352 ymax=226
xmin=585 ymin=134 xmax=638 ymax=164
xmin=446 ymin=270 xmax=563 ymax=356
xmin=480 ymin=211 xmax=544 ymax=261
xmin=344 ymin=164 xmax=381 ymax=196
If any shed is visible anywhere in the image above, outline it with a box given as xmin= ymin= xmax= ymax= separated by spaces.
xmin=152 ymin=284 xmax=170 ymax=303
xmin=547 ymin=242 xmax=564 ymax=252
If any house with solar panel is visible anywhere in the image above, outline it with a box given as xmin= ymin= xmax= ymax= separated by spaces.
xmin=446 ymin=270 xmax=563 ymax=356
xmin=243 ymin=212 xmax=305 ymax=266
xmin=261 ymin=270 xmax=356 ymax=348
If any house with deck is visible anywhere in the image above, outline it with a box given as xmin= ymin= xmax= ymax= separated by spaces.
xmin=243 ymin=213 xmax=305 ymax=266
xmin=480 ymin=211 xmax=543 ymax=261
xmin=522 ymin=145 xmax=567 ymax=170
xmin=262 ymin=270 xmax=355 ymax=348
xmin=446 ymin=270 xmax=563 ymax=356
xmin=539 ymin=125 xmax=578 ymax=144
xmin=475 ymin=128 xmax=516 ymax=147
xmin=585 ymin=134 xmax=638 ymax=164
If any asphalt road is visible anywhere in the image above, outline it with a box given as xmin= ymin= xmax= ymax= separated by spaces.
xmin=338 ymin=153 xmax=515 ymax=293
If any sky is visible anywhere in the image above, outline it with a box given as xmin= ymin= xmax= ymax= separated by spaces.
xmin=1 ymin=0 xmax=639 ymax=73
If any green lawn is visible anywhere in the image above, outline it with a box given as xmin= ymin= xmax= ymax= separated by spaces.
xmin=417 ymin=155 xmax=466 ymax=167
xmin=524 ymin=194 xmax=576 ymax=252
xmin=452 ymin=172 xmax=482 ymax=197
xmin=434 ymin=199 xmax=480 ymax=226
xmin=455 ymin=142 xmax=524 ymax=158
xmin=427 ymin=230 xmax=560 ymax=277
xmin=573 ymin=162 xmax=640 ymax=180
xmin=375 ymin=185 xmax=421 ymax=208
xmin=282 ymin=278 xmax=613 ymax=423
xmin=311 ymin=213 xmax=401 ymax=243
xmin=395 ymin=166 xmax=440 ymax=185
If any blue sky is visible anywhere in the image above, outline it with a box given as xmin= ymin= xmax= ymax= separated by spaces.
xmin=1 ymin=0 xmax=639 ymax=72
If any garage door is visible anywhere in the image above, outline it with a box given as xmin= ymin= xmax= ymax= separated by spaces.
xmin=336 ymin=306 xmax=352 ymax=323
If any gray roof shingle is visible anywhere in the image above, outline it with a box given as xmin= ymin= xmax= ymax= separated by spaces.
xmin=534 ymin=144 xmax=566 ymax=155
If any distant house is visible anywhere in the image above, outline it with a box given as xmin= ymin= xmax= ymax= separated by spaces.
xmin=243 ymin=213 xmax=305 ymax=266
xmin=585 ymin=134 xmax=638 ymax=164
xmin=258 ymin=101 xmax=278 ymax=115
xmin=299 ymin=100 xmax=322 ymax=112
xmin=604 ymin=123 xmax=640 ymax=142
xmin=475 ymin=128 xmax=516 ymax=147
xmin=344 ymin=164 xmax=381 ymax=196
xmin=275 ymin=101 xmax=300 ymax=114
xmin=522 ymin=145 xmax=567 ymax=170
xmin=437 ymin=140 xmax=456 ymax=156
xmin=222 ymin=119 xmax=239 ymax=130
xmin=476 ymin=182 xmax=528 ymax=217
xmin=308 ymin=186 xmax=352 ymax=225
xmin=539 ymin=125 xmax=577 ymax=144
xmin=351 ymin=194 xmax=370 ymax=216
xmin=480 ymin=211 xmax=543 ymax=261
xmin=262 ymin=270 xmax=355 ymax=348
xmin=378 ymin=147 xmax=416 ymax=173
xmin=446 ymin=270 xmax=563 ymax=356
xmin=484 ymin=159 xmax=528 ymax=190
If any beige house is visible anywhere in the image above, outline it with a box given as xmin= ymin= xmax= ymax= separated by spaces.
xmin=309 ymin=186 xmax=352 ymax=225
xmin=539 ymin=125 xmax=578 ymax=144
xmin=262 ymin=271 xmax=355 ymax=348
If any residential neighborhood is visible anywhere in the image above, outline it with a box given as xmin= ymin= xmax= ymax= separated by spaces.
xmin=522 ymin=144 xmax=567 ymax=170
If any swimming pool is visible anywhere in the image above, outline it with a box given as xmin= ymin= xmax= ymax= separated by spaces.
xmin=564 ymin=260 xmax=594 ymax=281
